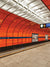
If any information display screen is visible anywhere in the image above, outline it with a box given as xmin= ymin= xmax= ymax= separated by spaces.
xmin=40 ymin=23 xmax=50 ymax=28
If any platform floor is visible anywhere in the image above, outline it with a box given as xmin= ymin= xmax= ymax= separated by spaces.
xmin=0 ymin=42 xmax=50 ymax=67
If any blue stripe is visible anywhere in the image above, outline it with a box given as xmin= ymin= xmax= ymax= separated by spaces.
xmin=38 ymin=37 xmax=45 ymax=38
xmin=0 ymin=37 xmax=32 ymax=39
xmin=39 ymin=37 xmax=50 ymax=38
xmin=0 ymin=37 xmax=50 ymax=39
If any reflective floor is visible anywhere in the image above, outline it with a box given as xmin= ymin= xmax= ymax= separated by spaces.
xmin=0 ymin=42 xmax=50 ymax=67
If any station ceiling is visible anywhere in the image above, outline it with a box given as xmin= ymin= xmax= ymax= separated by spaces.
xmin=0 ymin=0 xmax=50 ymax=24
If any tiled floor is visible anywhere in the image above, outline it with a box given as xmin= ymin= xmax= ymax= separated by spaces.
xmin=0 ymin=42 xmax=50 ymax=67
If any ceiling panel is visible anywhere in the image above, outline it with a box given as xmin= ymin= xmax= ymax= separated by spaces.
xmin=0 ymin=0 xmax=50 ymax=24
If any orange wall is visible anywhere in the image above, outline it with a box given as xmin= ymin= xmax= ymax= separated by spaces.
xmin=0 ymin=8 xmax=50 ymax=48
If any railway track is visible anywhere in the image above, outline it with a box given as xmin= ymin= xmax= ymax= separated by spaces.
xmin=0 ymin=41 xmax=49 ymax=58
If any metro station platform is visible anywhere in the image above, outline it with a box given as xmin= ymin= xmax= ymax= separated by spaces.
xmin=0 ymin=42 xmax=50 ymax=67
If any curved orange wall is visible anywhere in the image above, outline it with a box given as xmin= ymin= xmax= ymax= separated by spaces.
xmin=0 ymin=8 xmax=50 ymax=48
